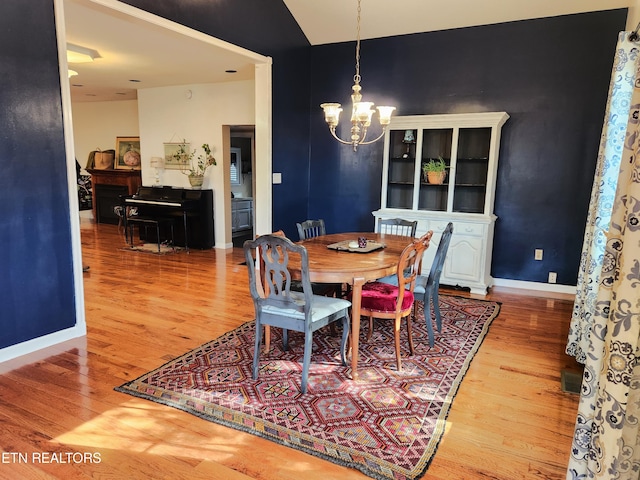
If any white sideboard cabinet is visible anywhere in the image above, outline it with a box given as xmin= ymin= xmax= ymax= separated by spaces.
xmin=372 ymin=112 xmax=509 ymax=294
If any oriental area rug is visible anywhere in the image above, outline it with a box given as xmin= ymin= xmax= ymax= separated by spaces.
xmin=115 ymin=295 xmax=500 ymax=480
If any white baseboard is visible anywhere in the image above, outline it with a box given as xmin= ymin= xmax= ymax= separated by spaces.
xmin=492 ymin=278 xmax=577 ymax=295
xmin=0 ymin=324 xmax=86 ymax=368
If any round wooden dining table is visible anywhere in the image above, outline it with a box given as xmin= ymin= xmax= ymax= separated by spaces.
xmin=289 ymin=232 xmax=414 ymax=381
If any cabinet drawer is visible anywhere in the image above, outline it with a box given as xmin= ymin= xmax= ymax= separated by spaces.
xmin=232 ymin=200 xmax=252 ymax=210
xmin=450 ymin=222 xmax=484 ymax=237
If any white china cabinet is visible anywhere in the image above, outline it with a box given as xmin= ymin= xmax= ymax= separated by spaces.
xmin=373 ymin=112 xmax=509 ymax=294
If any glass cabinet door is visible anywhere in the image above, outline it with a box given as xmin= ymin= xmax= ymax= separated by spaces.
xmin=418 ymin=128 xmax=452 ymax=212
xmin=385 ymin=129 xmax=417 ymax=209
xmin=453 ymin=128 xmax=491 ymax=214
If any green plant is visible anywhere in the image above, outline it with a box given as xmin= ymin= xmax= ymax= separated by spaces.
xmin=174 ymin=141 xmax=217 ymax=176
xmin=422 ymin=157 xmax=448 ymax=174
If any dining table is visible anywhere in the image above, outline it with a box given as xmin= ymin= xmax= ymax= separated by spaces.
xmin=289 ymin=232 xmax=414 ymax=381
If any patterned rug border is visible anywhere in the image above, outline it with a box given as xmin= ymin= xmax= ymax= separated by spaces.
xmin=115 ymin=295 xmax=501 ymax=480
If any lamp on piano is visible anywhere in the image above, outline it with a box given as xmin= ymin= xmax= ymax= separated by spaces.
xmin=150 ymin=157 xmax=165 ymax=185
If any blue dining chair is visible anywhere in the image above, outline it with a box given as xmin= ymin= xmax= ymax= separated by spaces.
xmin=413 ymin=222 xmax=454 ymax=339
xmin=244 ymin=234 xmax=351 ymax=394
xmin=377 ymin=222 xmax=453 ymax=347
xmin=296 ymin=219 xmax=342 ymax=298
xmin=296 ymin=219 xmax=326 ymax=240
xmin=377 ymin=218 xmax=418 ymax=237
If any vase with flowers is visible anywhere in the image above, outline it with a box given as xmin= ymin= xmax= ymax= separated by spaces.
xmin=174 ymin=141 xmax=217 ymax=188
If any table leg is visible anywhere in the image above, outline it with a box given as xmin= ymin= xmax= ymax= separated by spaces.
xmin=350 ymin=277 xmax=365 ymax=381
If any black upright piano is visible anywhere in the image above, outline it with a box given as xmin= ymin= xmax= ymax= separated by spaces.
xmin=123 ymin=186 xmax=214 ymax=249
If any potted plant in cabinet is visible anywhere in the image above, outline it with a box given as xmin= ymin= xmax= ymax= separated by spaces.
xmin=422 ymin=157 xmax=448 ymax=185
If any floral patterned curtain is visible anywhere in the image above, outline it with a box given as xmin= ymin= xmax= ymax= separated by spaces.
xmin=566 ymin=32 xmax=637 ymax=363
xmin=566 ymin=32 xmax=640 ymax=479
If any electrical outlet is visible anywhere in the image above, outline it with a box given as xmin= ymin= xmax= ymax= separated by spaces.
xmin=548 ymin=272 xmax=557 ymax=284
xmin=535 ymin=249 xmax=543 ymax=261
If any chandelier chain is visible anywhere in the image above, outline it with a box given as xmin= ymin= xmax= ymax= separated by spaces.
xmin=354 ymin=0 xmax=361 ymax=85
xmin=319 ymin=0 xmax=395 ymax=151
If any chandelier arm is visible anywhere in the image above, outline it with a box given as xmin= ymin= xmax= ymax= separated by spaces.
xmin=357 ymin=128 xmax=388 ymax=146
xmin=329 ymin=127 xmax=357 ymax=146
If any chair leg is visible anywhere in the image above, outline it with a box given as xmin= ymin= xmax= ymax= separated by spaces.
xmin=300 ymin=331 xmax=313 ymax=394
xmin=264 ymin=325 xmax=271 ymax=354
xmin=432 ymin=284 xmax=443 ymax=331
xmin=282 ymin=328 xmax=289 ymax=351
xmin=366 ymin=315 xmax=374 ymax=342
xmin=406 ymin=313 xmax=415 ymax=356
xmin=423 ymin=292 xmax=435 ymax=348
xmin=253 ymin=320 xmax=263 ymax=380
xmin=340 ymin=315 xmax=350 ymax=366
xmin=394 ymin=315 xmax=402 ymax=371
xmin=156 ymin=223 xmax=161 ymax=253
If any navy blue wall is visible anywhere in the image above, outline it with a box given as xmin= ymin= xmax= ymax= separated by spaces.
xmin=0 ymin=1 xmax=628 ymax=352
xmin=0 ymin=0 xmax=76 ymax=348
xmin=309 ymin=10 xmax=626 ymax=285
xmin=123 ymin=3 xmax=625 ymax=285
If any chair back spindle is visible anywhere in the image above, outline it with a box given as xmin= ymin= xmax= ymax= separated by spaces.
xmin=378 ymin=218 xmax=418 ymax=237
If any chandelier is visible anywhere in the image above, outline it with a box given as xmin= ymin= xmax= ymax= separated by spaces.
xmin=320 ymin=0 xmax=395 ymax=151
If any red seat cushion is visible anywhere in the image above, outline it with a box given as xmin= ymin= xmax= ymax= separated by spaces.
xmin=356 ymin=281 xmax=414 ymax=312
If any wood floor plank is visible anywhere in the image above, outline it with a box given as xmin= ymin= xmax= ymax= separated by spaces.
xmin=0 ymin=220 xmax=581 ymax=479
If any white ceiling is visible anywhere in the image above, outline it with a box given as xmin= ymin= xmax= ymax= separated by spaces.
xmin=63 ymin=0 xmax=265 ymax=102
xmin=64 ymin=0 xmax=632 ymax=103
xmin=283 ymin=0 xmax=633 ymax=45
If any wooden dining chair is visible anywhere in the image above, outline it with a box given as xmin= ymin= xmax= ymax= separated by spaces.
xmin=377 ymin=218 xmax=418 ymax=237
xmin=296 ymin=219 xmax=326 ymax=240
xmin=353 ymin=231 xmax=433 ymax=371
xmin=244 ymin=234 xmax=351 ymax=394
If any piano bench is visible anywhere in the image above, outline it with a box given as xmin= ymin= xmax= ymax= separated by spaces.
xmin=127 ymin=216 xmax=175 ymax=253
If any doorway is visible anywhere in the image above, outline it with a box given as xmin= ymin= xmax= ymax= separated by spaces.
xmin=230 ymin=126 xmax=255 ymax=247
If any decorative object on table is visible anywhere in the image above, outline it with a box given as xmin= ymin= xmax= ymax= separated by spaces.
xmin=402 ymin=129 xmax=415 ymax=158
xmin=167 ymin=140 xmax=216 ymax=188
xmin=327 ymin=239 xmax=386 ymax=253
xmin=115 ymin=137 xmax=141 ymax=170
xmin=115 ymin=295 xmax=501 ymax=480
xmin=357 ymin=236 xmax=367 ymax=248
xmin=422 ymin=157 xmax=448 ymax=184
xmin=319 ymin=0 xmax=395 ymax=151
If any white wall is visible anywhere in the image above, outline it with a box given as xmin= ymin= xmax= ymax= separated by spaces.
xmin=137 ymin=80 xmax=256 ymax=248
xmin=70 ymin=80 xmax=256 ymax=249
xmin=71 ymin=100 xmax=139 ymax=171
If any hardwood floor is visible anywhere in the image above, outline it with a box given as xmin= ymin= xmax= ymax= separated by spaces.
xmin=0 ymin=219 xmax=581 ymax=479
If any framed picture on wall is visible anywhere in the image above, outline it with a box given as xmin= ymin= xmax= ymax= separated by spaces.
xmin=115 ymin=136 xmax=141 ymax=170
xmin=163 ymin=142 xmax=191 ymax=170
